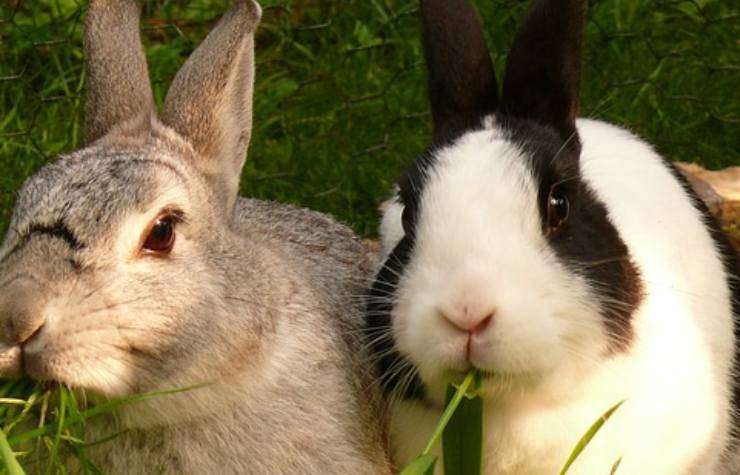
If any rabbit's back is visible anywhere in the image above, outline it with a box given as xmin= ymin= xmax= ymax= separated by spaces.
xmin=577 ymin=118 xmax=737 ymax=473
xmin=231 ymin=197 xmax=389 ymax=471
xmin=234 ymin=198 xmax=374 ymax=302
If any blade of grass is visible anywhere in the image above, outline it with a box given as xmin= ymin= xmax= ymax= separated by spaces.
xmin=64 ymin=387 xmax=105 ymax=474
xmin=0 ymin=399 xmax=28 ymax=406
xmin=558 ymin=400 xmax=625 ymax=475
xmin=0 ymin=428 xmax=26 ymax=475
xmin=422 ymin=370 xmax=479 ymax=455
xmin=44 ymin=388 xmax=67 ymax=475
xmin=610 ymin=457 xmax=622 ymax=474
xmin=400 ymin=370 xmax=481 ymax=475
xmin=8 ymin=384 xmax=205 ymax=446
xmin=399 ymin=453 xmax=437 ymax=475
xmin=4 ymin=388 xmax=42 ymax=434
xmin=442 ymin=382 xmax=482 ymax=475
xmin=69 ymin=440 xmax=105 ymax=475
xmin=3 ymin=386 xmax=40 ymax=434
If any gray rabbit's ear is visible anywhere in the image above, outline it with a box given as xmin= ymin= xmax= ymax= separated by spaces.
xmin=161 ymin=0 xmax=262 ymax=206
xmin=84 ymin=0 xmax=155 ymax=145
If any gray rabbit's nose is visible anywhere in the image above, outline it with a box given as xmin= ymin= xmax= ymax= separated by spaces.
xmin=0 ymin=278 xmax=46 ymax=347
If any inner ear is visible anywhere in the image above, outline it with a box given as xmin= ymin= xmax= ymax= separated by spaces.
xmin=161 ymin=0 xmax=262 ymax=212
xmin=500 ymin=0 xmax=586 ymax=147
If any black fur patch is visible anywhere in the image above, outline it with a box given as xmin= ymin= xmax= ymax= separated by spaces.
xmin=8 ymin=221 xmax=85 ymax=260
xmin=398 ymin=146 xmax=444 ymax=235
xmin=502 ymin=116 xmax=644 ymax=352
xmin=27 ymin=222 xmax=84 ymax=251
xmin=364 ymin=144 xmax=448 ymax=400
xmin=366 ymin=237 xmax=426 ymax=399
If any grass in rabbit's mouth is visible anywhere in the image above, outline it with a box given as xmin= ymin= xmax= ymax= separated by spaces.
xmin=400 ymin=369 xmax=625 ymax=475
xmin=0 ymin=377 xmax=199 ymax=474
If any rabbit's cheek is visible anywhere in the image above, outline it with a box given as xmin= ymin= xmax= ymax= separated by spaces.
xmin=469 ymin=308 xmax=564 ymax=374
xmin=21 ymin=319 xmax=144 ymax=398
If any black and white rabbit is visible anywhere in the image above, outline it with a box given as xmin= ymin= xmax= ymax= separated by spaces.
xmin=365 ymin=0 xmax=740 ymax=473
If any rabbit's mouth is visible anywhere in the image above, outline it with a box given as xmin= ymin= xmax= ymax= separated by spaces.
xmin=0 ymin=344 xmax=22 ymax=379
xmin=0 ymin=342 xmax=54 ymax=384
xmin=0 ymin=334 xmax=76 ymax=390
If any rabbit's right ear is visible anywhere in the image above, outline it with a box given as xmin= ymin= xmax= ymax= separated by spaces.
xmin=500 ymin=0 xmax=586 ymax=147
xmin=420 ymin=0 xmax=499 ymax=142
xmin=84 ymin=0 xmax=155 ymax=145
xmin=162 ymin=0 xmax=261 ymax=211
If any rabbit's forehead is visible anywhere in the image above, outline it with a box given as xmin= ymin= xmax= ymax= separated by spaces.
xmin=417 ymin=129 xmax=543 ymax=251
xmin=9 ymin=148 xmax=190 ymax=246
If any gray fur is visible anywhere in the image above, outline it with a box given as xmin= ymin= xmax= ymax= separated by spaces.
xmin=84 ymin=0 xmax=154 ymax=144
xmin=162 ymin=0 xmax=259 ymax=211
xmin=0 ymin=0 xmax=391 ymax=473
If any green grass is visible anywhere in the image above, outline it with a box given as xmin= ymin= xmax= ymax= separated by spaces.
xmin=0 ymin=381 xmax=200 ymax=474
xmin=400 ymin=371 xmax=623 ymax=475
xmin=0 ymin=0 xmax=738 ymax=472
xmin=0 ymin=0 xmax=738 ymax=238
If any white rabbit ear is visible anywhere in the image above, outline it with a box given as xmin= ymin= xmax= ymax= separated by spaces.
xmin=420 ymin=0 xmax=499 ymax=142
xmin=161 ymin=0 xmax=261 ymax=208
xmin=84 ymin=0 xmax=155 ymax=145
xmin=501 ymin=0 xmax=585 ymax=147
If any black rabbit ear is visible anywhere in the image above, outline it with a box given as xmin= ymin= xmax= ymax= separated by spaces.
xmin=421 ymin=0 xmax=499 ymax=142
xmin=501 ymin=0 xmax=586 ymax=147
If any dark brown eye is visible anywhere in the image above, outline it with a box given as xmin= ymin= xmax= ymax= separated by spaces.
xmin=142 ymin=215 xmax=177 ymax=254
xmin=547 ymin=184 xmax=570 ymax=235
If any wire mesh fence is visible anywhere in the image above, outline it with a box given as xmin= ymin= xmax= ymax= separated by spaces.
xmin=1 ymin=0 xmax=738 ymax=236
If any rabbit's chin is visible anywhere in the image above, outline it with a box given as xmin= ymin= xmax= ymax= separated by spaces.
xmin=16 ymin=336 xmax=138 ymax=399
xmin=415 ymin=350 xmax=562 ymax=402
xmin=22 ymin=355 xmax=132 ymax=399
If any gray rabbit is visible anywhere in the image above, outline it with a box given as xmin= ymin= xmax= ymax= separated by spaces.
xmin=0 ymin=0 xmax=391 ymax=473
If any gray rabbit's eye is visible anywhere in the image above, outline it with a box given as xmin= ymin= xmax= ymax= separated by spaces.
xmin=142 ymin=214 xmax=178 ymax=255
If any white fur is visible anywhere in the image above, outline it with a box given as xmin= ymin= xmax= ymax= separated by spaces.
xmin=383 ymin=118 xmax=736 ymax=474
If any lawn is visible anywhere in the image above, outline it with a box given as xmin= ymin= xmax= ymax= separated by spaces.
xmin=0 ymin=0 xmax=738 ymax=472
xmin=0 ymin=0 xmax=738 ymax=239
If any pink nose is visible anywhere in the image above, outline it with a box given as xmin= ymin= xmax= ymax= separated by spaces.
xmin=439 ymin=305 xmax=495 ymax=335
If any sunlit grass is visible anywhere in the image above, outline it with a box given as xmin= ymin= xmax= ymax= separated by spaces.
xmin=0 ymin=380 xmax=199 ymax=474
xmin=399 ymin=370 xmax=624 ymax=475
xmin=1 ymin=0 xmax=737 ymax=238
xmin=0 ymin=371 xmax=624 ymax=475
xmin=0 ymin=0 xmax=736 ymax=472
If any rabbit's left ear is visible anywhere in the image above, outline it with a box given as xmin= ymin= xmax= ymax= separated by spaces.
xmin=501 ymin=0 xmax=586 ymax=147
xmin=162 ymin=0 xmax=261 ymax=209
xmin=84 ymin=0 xmax=155 ymax=145
xmin=420 ymin=0 xmax=499 ymax=142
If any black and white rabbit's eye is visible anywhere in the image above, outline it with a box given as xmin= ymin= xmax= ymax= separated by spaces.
xmin=142 ymin=215 xmax=177 ymax=254
xmin=546 ymin=185 xmax=570 ymax=234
